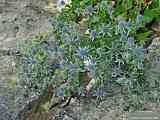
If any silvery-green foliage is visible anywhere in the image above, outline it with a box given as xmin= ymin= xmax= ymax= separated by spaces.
xmin=17 ymin=0 xmax=160 ymax=111
xmin=17 ymin=34 xmax=63 ymax=96
xmin=50 ymin=10 xmax=147 ymax=98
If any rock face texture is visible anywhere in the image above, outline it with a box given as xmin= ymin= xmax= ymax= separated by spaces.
xmin=0 ymin=0 xmax=53 ymax=49
xmin=0 ymin=0 xmax=53 ymax=119
xmin=145 ymin=36 xmax=160 ymax=87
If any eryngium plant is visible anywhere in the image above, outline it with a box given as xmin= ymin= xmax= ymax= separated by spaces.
xmin=17 ymin=0 xmax=158 ymax=111
xmin=49 ymin=6 xmax=146 ymax=97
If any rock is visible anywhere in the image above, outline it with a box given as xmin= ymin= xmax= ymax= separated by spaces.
xmin=0 ymin=33 xmax=7 ymax=41
xmin=50 ymin=95 xmax=125 ymax=120
xmin=2 ymin=37 xmax=17 ymax=49
xmin=0 ymin=104 xmax=13 ymax=120
xmin=151 ymin=21 xmax=160 ymax=32
xmin=145 ymin=37 xmax=160 ymax=87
